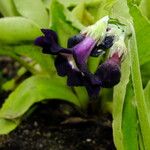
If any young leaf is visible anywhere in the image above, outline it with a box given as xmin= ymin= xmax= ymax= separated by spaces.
xmin=0 ymin=17 xmax=42 ymax=44
xmin=13 ymin=0 xmax=49 ymax=27
xmin=0 ymin=76 xmax=80 ymax=119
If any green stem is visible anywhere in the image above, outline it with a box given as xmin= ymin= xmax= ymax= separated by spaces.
xmin=129 ymin=23 xmax=150 ymax=150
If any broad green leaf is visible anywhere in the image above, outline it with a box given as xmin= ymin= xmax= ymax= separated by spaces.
xmin=128 ymin=4 xmax=150 ymax=65
xmin=0 ymin=76 xmax=80 ymax=119
xmin=128 ymin=4 xmax=150 ymax=149
xmin=113 ymin=53 xmax=131 ymax=150
xmin=49 ymin=0 xmax=78 ymax=47
xmin=0 ymin=17 xmax=42 ymax=44
xmin=122 ymin=82 xmax=138 ymax=150
xmin=140 ymin=0 xmax=150 ymax=19
xmin=13 ymin=0 xmax=49 ymax=27
xmin=0 ymin=0 xmax=19 ymax=16
xmin=0 ymin=118 xmax=19 ymax=134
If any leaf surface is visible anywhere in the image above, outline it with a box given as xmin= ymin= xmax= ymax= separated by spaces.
xmin=0 ymin=76 xmax=80 ymax=119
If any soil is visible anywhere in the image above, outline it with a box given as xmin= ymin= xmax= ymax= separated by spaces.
xmin=0 ymin=57 xmax=116 ymax=150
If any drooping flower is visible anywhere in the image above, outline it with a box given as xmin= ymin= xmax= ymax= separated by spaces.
xmin=34 ymin=16 xmax=127 ymax=97
xmin=94 ymin=25 xmax=127 ymax=88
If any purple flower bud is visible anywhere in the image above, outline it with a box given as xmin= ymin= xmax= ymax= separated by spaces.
xmin=95 ymin=53 xmax=121 ymax=88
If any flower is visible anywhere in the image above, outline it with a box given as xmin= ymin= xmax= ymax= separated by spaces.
xmin=34 ymin=16 xmax=127 ymax=97
xmin=95 ymin=53 xmax=121 ymax=88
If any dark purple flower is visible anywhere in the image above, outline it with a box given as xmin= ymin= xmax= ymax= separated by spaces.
xmin=34 ymin=16 xmax=126 ymax=97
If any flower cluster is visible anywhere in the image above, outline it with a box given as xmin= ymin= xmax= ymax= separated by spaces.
xmin=35 ymin=16 xmax=127 ymax=97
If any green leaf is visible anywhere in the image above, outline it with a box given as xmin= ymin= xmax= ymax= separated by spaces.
xmin=0 ymin=17 xmax=42 ymax=44
xmin=112 ymin=53 xmax=131 ymax=150
xmin=0 ymin=118 xmax=19 ymax=134
xmin=13 ymin=0 xmax=49 ymax=27
xmin=71 ymin=2 xmax=94 ymax=27
xmin=0 ymin=0 xmax=19 ymax=16
xmin=128 ymin=5 xmax=150 ymax=149
xmin=128 ymin=5 xmax=150 ymax=65
xmin=122 ymin=82 xmax=138 ymax=150
xmin=49 ymin=0 xmax=78 ymax=47
xmin=0 ymin=76 xmax=80 ymax=119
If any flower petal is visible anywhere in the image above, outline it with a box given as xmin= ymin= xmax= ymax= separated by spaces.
xmin=73 ymin=36 xmax=96 ymax=73
xmin=67 ymin=70 xmax=84 ymax=86
xmin=35 ymin=29 xmax=71 ymax=54
xmin=55 ymin=54 xmax=72 ymax=76
xmin=95 ymin=59 xmax=121 ymax=88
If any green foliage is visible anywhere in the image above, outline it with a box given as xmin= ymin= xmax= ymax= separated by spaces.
xmin=49 ymin=0 xmax=79 ymax=47
xmin=0 ymin=76 xmax=81 ymax=119
xmin=0 ymin=0 xmax=19 ymax=16
xmin=0 ymin=118 xmax=19 ymax=134
xmin=128 ymin=5 xmax=150 ymax=65
xmin=0 ymin=17 xmax=42 ymax=44
xmin=13 ymin=0 xmax=49 ymax=27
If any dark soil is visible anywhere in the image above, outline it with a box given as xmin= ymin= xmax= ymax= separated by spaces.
xmin=0 ymin=57 xmax=116 ymax=150
xmin=0 ymin=102 xmax=116 ymax=150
